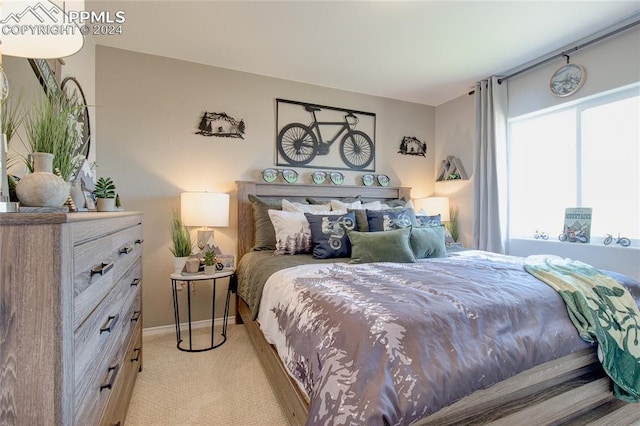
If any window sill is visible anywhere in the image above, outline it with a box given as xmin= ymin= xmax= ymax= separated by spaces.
xmin=508 ymin=237 xmax=639 ymax=281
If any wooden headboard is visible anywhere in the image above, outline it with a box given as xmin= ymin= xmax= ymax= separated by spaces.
xmin=236 ymin=180 xmax=411 ymax=261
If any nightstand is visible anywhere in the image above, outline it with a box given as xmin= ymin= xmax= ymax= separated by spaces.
xmin=170 ymin=270 xmax=234 ymax=352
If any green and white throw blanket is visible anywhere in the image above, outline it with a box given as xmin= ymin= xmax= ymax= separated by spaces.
xmin=525 ymin=255 xmax=640 ymax=402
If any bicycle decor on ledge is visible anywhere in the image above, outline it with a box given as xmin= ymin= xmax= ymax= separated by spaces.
xmin=275 ymin=98 xmax=376 ymax=171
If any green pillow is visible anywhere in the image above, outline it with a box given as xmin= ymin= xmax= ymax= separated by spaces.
xmin=348 ymin=208 xmax=369 ymax=232
xmin=248 ymin=194 xmax=281 ymax=251
xmin=410 ymin=226 xmax=447 ymax=259
xmin=348 ymin=227 xmax=416 ymax=264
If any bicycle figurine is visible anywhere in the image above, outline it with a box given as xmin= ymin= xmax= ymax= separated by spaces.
xmin=558 ymin=227 xmax=588 ymax=243
xmin=604 ymin=233 xmax=631 ymax=247
xmin=277 ymin=104 xmax=374 ymax=170
xmin=534 ymin=229 xmax=549 ymax=240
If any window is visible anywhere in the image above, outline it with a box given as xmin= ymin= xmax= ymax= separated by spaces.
xmin=508 ymin=86 xmax=639 ymax=242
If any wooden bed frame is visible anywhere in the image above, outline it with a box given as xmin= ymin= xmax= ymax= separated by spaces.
xmin=234 ymin=180 xmax=640 ymax=425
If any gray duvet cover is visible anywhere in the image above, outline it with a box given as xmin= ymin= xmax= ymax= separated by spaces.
xmin=252 ymin=251 xmax=640 ymax=426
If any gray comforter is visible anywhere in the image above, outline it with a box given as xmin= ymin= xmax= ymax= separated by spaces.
xmin=255 ymin=251 xmax=640 ymax=426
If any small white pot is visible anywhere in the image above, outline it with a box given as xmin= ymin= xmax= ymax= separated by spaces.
xmin=204 ymin=265 xmax=216 ymax=275
xmin=97 ymin=198 xmax=116 ymax=212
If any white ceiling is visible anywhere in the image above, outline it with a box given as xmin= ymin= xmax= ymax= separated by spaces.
xmin=87 ymin=1 xmax=640 ymax=106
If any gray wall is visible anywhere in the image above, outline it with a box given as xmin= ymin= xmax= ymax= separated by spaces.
xmin=95 ymin=46 xmax=436 ymax=328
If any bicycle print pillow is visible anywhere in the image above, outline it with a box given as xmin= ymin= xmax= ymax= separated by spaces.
xmin=305 ymin=212 xmax=357 ymax=259
xmin=366 ymin=208 xmax=417 ymax=232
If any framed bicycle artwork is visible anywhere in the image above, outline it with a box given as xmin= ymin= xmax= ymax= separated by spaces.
xmin=275 ymin=98 xmax=376 ymax=171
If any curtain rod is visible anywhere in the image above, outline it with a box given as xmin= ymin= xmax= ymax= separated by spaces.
xmin=468 ymin=17 xmax=640 ymax=95
xmin=497 ymin=18 xmax=640 ymax=84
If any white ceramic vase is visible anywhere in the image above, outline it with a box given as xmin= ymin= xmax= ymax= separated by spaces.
xmin=15 ymin=152 xmax=70 ymax=208
xmin=173 ymin=256 xmax=188 ymax=274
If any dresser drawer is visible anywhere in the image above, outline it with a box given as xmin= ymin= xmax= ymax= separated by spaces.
xmin=75 ymin=347 xmax=123 ymax=425
xmin=73 ymin=224 xmax=143 ymax=330
xmin=74 ymin=289 xmax=141 ymax=426
xmin=100 ymin=322 xmax=142 ymax=426
xmin=74 ymin=259 xmax=141 ymax=397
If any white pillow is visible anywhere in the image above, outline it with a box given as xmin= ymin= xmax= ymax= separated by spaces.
xmin=331 ymin=199 xmax=362 ymax=210
xmin=361 ymin=200 xmax=382 ymax=210
xmin=268 ymin=210 xmax=312 ymax=255
xmin=282 ymin=199 xmax=331 ymax=212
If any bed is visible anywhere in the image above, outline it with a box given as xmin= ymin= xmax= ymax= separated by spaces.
xmin=234 ymin=180 xmax=640 ymax=425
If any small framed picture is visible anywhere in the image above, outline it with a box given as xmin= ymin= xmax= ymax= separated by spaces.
xmin=83 ymin=191 xmax=96 ymax=211
xmin=217 ymin=254 xmax=235 ymax=270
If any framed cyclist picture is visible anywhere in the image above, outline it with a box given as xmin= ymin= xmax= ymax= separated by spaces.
xmin=275 ymin=98 xmax=376 ymax=172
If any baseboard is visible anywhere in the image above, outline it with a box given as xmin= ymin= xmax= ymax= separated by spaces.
xmin=143 ymin=316 xmax=236 ymax=337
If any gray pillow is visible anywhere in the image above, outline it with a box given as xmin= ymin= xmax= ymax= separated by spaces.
xmin=410 ymin=226 xmax=447 ymax=259
xmin=248 ymin=194 xmax=282 ymax=251
xmin=307 ymin=196 xmax=360 ymax=205
xmin=348 ymin=227 xmax=416 ymax=264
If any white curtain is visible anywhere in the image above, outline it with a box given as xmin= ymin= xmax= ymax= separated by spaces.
xmin=472 ymin=76 xmax=508 ymax=253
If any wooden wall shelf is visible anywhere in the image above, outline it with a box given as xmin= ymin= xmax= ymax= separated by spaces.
xmin=436 ymin=156 xmax=468 ymax=181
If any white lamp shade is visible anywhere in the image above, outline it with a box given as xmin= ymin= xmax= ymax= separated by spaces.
xmin=181 ymin=192 xmax=229 ymax=227
xmin=1 ymin=0 xmax=84 ymax=58
xmin=415 ymin=197 xmax=450 ymax=222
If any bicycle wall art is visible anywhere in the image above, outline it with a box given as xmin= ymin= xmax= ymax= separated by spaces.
xmin=275 ymin=99 xmax=376 ymax=171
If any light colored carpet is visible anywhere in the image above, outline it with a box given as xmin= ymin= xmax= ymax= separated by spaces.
xmin=126 ymin=325 xmax=289 ymax=426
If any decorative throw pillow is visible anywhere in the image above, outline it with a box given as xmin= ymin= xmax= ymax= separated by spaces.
xmin=348 ymin=227 xmax=416 ymax=264
xmin=248 ymin=194 xmax=282 ymax=251
xmin=415 ymin=213 xmax=442 ymax=227
xmin=267 ymin=210 xmax=312 ymax=255
xmin=366 ymin=208 xmax=418 ymax=232
xmin=410 ymin=226 xmax=447 ymax=259
xmin=282 ymin=199 xmax=331 ymax=212
xmin=348 ymin=208 xmax=369 ymax=232
xmin=305 ymin=212 xmax=357 ymax=259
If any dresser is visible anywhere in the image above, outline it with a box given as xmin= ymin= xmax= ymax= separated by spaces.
xmin=0 ymin=212 xmax=144 ymax=425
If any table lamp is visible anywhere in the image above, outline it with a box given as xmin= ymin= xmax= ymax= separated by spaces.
xmin=0 ymin=0 xmax=84 ymax=212
xmin=415 ymin=197 xmax=450 ymax=222
xmin=181 ymin=192 xmax=229 ymax=252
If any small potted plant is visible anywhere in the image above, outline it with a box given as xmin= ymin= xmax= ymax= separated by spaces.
xmin=94 ymin=176 xmax=116 ymax=211
xmin=170 ymin=211 xmax=193 ymax=273
xmin=203 ymin=250 xmax=217 ymax=275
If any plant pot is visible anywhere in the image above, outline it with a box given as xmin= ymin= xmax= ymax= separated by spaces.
xmin=204 ymin=265 xmax=216 ymax=275
xmin=173 ymin=256 xmax=188 ymax=274
xmin=15 ymin=152 xmax=70 ymax=208
xmin=96 ymin=197 xmax=116 ymax=212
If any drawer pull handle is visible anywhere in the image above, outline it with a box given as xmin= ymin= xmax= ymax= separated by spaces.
xmin=131 ymin=310 xmax=141 ymax=322
xmin=131 ymin=347 xmax=141 ymax=362
xmin=91 ymin=261 xmax=114 ymax=277
xmin=130 ymin=278 xmax=141 ymax=287
xmin=100 ymin=314 xmax=120 ymax=334
xmin=100 ymin=364 xmax=120 ymax=391
xmin=119 ymin=245 xmax=133 ymax=255
xmin=135 ymin=238 xmax=144 ymax=245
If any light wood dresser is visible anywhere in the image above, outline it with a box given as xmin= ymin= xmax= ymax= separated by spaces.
xmin=0 ymin=211 xmax=144 ymax=425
